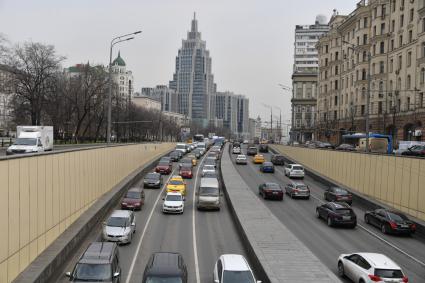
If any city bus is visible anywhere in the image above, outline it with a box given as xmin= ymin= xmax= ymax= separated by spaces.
xmin=193 ymin=134 xmax=205 ymax=142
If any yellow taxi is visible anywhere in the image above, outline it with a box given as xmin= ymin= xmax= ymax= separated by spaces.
xmin=166 ymin=176 xmax=187 ymax=195
xmin=187 ymin=154 xmax=197 ymax=166
xmin=253 ymin=154 xmax=265 ymax=164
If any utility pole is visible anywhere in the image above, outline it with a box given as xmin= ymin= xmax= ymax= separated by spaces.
xmin=107 ymin=30 xmax=141 ymax=144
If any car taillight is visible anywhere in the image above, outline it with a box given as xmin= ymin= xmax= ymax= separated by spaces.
xmin=389 ymin=221 xmax=398 ymax=229
xmin=368 ymin=274 xmax=382 ymax=282
xmin=411 ymin=223 xmax=416 ymax=230
xmin=293 ymin=189 xmax=299 ymax=193
xmin=402 ymin=276 xmax=409 ymax=282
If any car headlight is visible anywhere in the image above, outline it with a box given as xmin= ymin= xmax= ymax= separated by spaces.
xmin=122 ymin=202 xmax=127 ymax=205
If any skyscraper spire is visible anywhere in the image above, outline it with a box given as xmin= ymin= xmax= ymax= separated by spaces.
xmin=191 ymin=11 xmax=198 ymax=32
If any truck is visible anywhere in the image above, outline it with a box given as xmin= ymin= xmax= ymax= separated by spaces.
xmin=6 ymin=126 xmax=54 ymax=155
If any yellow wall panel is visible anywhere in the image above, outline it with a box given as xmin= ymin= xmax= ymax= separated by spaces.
xmin=273 ymin=146 xmax=425 ymax=223
xmin=0 ymin=143 xmax=174 ymax=282
xmin=0 ymin=162 xmax=9 ymax=263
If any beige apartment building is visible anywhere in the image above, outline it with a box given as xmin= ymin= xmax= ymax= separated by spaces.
xmin=317 ymin=0 xmax=425 ymax=145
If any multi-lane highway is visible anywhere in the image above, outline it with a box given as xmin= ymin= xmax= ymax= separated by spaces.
xmin=230 ymin=145 xmax=425 ymax=282
xmin=54 ymin=149 xmax=250 ymax=283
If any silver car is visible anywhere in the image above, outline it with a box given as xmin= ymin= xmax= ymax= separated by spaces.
xmin=102 ymin=210 xmax=136 ymax=244
xmin=285 ymin=181 xmax=310 ymax=199
xmin=235 ymin=154 xmax=247 ymax=165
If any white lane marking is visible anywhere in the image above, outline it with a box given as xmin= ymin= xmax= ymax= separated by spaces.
xmin=234 ymin=153 xmax=425 ymax=268
xmin=192 ymin=152 xmax=208 ymax=283
xmin=308 ymin=193 xmax=425 ymax=268
xmin=125 ymin=168 xmax=176 ymax=283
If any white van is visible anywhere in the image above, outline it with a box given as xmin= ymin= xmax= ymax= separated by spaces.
xmin=197 ymin=178 xmax=220 ymax=210
xmin=7 ymin=126 xmax=53 ymax=155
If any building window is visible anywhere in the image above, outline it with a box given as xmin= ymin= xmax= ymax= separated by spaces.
xmin=391 ymin=39 xmax=394 ymax=51
xmin=361 ymin=105 xmax=365 ymax=115
xmin=362 ymin=69 xmax=367 ymax=80
xmin=410 ymin=8 xmax=414 ymax=22
xmin=407 ymin=75 xmax=411 ymax=89
xmin=380 ymin=41 xmax=385 ymax=53
xmin=407 ymin=97 xmax=411 ymax=110
xmin=372 ymin=63 xmax=376 ymax=75
xmin=399 ymin=35 xmax=403 ymax=47
xmin=363 ymin=34 xmax=368 ymax=45
xmin=400 ymin=14 xmax=404 ymax=28
xmin=421 ymin=68 xmax=425 ymax=84
xmin=420 ymin=93 xmax=424 ymax=108
xmin=379 ymin=61 xmax=385 ymax=73
xmin=373 ymin=26 xmax=377 ymax=36
xmin=391 ymin=19 xmax=395 ymax=32
xmin=382 ymin=4 xmax=386 ymax=17
xmin=335 ymin=51 xmax=339 ymax=60
xmin=379 ymin=81 xmax=384 ymax=97
xmin=381 ymin=23 xmax=386 ymax=34
xmin=422 ymin=42 xmax=425 ymax=57
xmin=378 ymin=101 xmax=383 ymax=114
xmin=363 ymin=51 xmax=367 ymax=61
xmin=335 ymin=65 xmax=339 ymax=75
xmin=409 ymin=30 xmax=413 ymax=43
xmin=335 ymin=95 xmax=338 ymax=106
xmin=407 ymin=51 xmax=412 ymax=67
xmin=398 ymin=55 xmax=402 ymax=70
xmin=389 ymin=59 xmax=393 ymax=72
xmin=423 ymin=18 xmax=425 ymax=33
xmin=335 ymin=80 xmax=338 ymax=90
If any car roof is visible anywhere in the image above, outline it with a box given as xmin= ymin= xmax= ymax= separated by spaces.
xmin=220 ymin=254 xmax=250 ymax=271
xmin=200 ymin=178 xmax=219 ymax=187
xmin=291 ymin=181 xmax=306 ymax=186
xmin=110 ymin=210 xmax=132 ymax=218
xmin=237 ymin=155 xmax=246 ymax=158
xmin=166 ymin=192 xmax=183 ymax=196
xmin=356 ymin=253 xmax=401 ymax=270
xmin=328 ymin=202 xmax=351 ymax=209
xmin=147 ymin=252 xmax=183 ymax=276
xmin=79 ymin=242 xmax=116 ymax=264
xmin=290 ymin=164 xmax=303 ymax=167
xmin=171 ymin=175 xmax=183 ymax=180
xmin=263 ymin=161 xmax=273 ymax=165
xmin=128 ymin=187 xmax=143 ymax=193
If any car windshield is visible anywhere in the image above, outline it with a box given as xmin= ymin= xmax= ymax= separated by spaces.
xmin=181 ymin=167 xmax=191 ymax=171
xmin=266 ymin=183 xmax=281 ymax=190
xmin=203 ymin=165 xmax=215 ymax=170
xmin=74 ymin=263 xmax=111 ymax=281
xmin=203 ymin=172 xmax=217 ymax=178
xmin=263 ymin=162 xmax=272 ymax=166
xmin=158 ymin=162 xmax=169 ymax=167
xmin=169 ymin=180 xmax=183 ymax=185
xmin=292 ymin=166 xmax=303 ymax=170
xmin=334 ymin=188 xmax=348 ymax=195
xmin=146 ymin=174 xmax=159 ymax=180
xmin=145 ymin=277 xmax=183 ymax=283
xmin=14 ymin=138 xmax=37 ymax=146
xmin=199 ymin=187 xmax=218 ymax=195
xmin=126 ymin=191 xmax=140 ymax=199
xmin=166 ymin=195 xmax=182 ymax=201
xmin=374 ymin=269 xmax=404 ymax=278
xmin=237 ymin=155 xmax=246 ymax=159
xmin=107 ymin=216 xmax=129 ymax=227
xmin=176 ymin=145 xmax=186 ymax=149
xmin=387 ymin=212 xmax=407 ymax=221
xmin=223 ymin=270 xmax=255 ymax=283
xmin=297 ymin=185 xmax=308 ymax=190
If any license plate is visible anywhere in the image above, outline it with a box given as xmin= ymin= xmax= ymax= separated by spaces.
xmin=400 ymin=224 xmax=408 ymax=228
xmin=273 ymin=192 xmax=278 ymax=195
xmin=342 ymin=216 xmax=351 ymax=220
xmin=339 ymin=197 xmax=348 ymax=200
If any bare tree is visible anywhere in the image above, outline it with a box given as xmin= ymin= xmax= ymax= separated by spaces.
xmin=7 ymin=41 xmax=65 ymax=125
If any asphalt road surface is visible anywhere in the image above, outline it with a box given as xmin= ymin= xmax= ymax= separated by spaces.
xmin=230 ymin=144 xmax=425 ymax=282
xmin=54 ymin=149 xmax=249 ymax=283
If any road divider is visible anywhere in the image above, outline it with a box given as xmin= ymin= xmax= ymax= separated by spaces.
xmin=220 ymin=144 xmax=341 ymax=283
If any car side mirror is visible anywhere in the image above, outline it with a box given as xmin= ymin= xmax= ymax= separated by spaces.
xmin=214 ymin=280 xmax=219 ymax=283
xmin=183 ymin=197 xmax=186 ymax=201
xmin=65 ymin=272 xmax=71 ymax=277
xmin=113 ymin=272 xmax=120 ymax=278
xmin=257 ymin=281 xmax=262 ymax=283
xmin=131 ymin=222 xmax=135 ymax=226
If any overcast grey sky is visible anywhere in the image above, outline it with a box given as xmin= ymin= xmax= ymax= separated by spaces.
xmin=0 ymin=0 xmax=356 ymax=123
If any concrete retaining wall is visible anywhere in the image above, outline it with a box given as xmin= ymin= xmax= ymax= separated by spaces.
xmin=0 ymin=143 xmax=174 ymax=283
xmin=272 ymin=145 xmax=425 ymax=222
xmin=220 ymin=144 xmax=341 ymax=283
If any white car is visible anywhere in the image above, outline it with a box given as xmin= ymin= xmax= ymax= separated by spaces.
xmin=284 ymin=164 xmax=305 ymax=178
xmin=102 ymin=210 xmax=136 ymax=244
xmin=214 ymin=254 xmax=261 ymax=283
xmin=202 ymin=164 xmax=216 ymax=176
xmin=235 ymin=154 xmax=247 ymax=165
xmin=232 ymin=147 xmax=241 ymax=154
xmin=162 ymin=192 xmax=185 ymax=214
xmin=175 ymin=143 xmax=187 ymax=154
xmin=337 ymin=253 xmax=408 ymax=283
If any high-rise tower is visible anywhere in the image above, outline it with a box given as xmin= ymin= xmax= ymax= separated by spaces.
xmin=169 ymin=13 xmax=215 ymax=127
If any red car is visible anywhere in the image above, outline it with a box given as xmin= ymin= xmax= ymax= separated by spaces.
xmin=179 ymin=166 xmax=193 ymax=179
xmin=121 ymin=188 xmax=145 ymax=210
xmin=258 ymin=183 xmax=284 ymax=200
xmin=155 ymin=161 xmax=172 ymax=175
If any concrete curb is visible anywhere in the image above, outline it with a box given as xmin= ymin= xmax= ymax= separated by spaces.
xmin=220 ymin=144 xmax=341 ymax=283
xmin=269 ymin=145 xmax=425 ymax=239
xmin=13 ymin=149 xmax=173 ymax=283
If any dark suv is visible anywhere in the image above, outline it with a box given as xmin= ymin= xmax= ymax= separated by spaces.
xmin=142 ymin=252 xmax=188 ymax=283
xmin=271 ymin=154 xmax=285 ymax=165
xmin=66 ymin=242 xmax=121 ymax=282
xmin=259 ymin=144 xmax=268 ymax=153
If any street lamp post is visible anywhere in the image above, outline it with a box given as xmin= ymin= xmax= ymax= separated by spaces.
xmin=343 ymin=41 xmax=371 ymax=153
xmin=107 ymin=30 xmax=141 ymax=144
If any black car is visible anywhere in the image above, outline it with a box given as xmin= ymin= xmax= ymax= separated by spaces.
xmin=401 ymin=145 xmax=425 ymax=157
xmin=259 ymin=144 xmax=269 ymax=153
xmin=169 ymin=151 xmax=181 ymax=162
xmin=247 ymin=146 xmax=258 ymax=156
xmin=192 ymin=149 xmax=202 ymax=159
xmin=271 ymin=154 xmax=285 ymax=165
xmin=232 ymin=142 xmax=241 ymax=148
xmin=142 ymin=252 xmax=188 ymax=283
xmin=316 ymin=202 xmax=357 ymax=228
xmin=364 ymin=209 xmax=416 ymax=235
xmin=258 ymin=183 xmax=284 ymax=200
xmin=324 ymin=187 xmax=353 ymax=205
xmin=143 ymin=172 xmax=162 ymax=188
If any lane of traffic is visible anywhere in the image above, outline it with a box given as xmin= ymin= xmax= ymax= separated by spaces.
xmin=230 ymin=144 xmax=425 ymax=282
